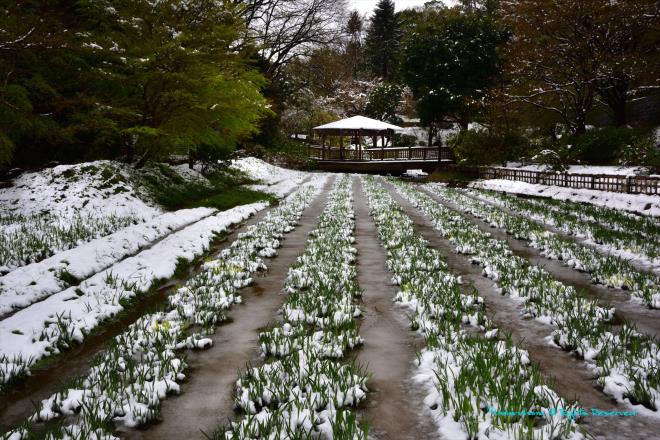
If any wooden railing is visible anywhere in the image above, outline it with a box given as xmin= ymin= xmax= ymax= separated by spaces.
xmin=308 ymin=146 xmax=454 ymax=162
xmin=479 ymin=167 xmax=660 ymax=195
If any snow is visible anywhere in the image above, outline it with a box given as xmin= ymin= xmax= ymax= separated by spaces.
xmin=0 ymin=203 xmax=267 ymax=375
xmin=313 ymin=115 xmax=402 ymax=131
xmin=0 ymin=160 xmax=160 ymax=220
xmin=471 ymin=179 xmax=660 ymax=217
xmin=499 ymin=163 xmax=649 ymax=176
xmin=231 ymin=157 xmax=309 ymax=197
xmin=0 ymin=207 xmax=215 ymax=318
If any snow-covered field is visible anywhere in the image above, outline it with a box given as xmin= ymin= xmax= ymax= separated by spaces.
xmin=1 ymin=160 xmax=659 ymax=440
xmin=471 ymin=179 xmax=660 ymax=217
xmin=499 ymin=163 xmax=649 ymax=176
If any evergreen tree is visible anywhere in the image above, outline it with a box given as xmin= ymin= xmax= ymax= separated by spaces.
xmin=345 ymin=10 xmax=365 ymax=78
xmin=364 ymin=0 xmax=401 ymax=80
xmin=0 ymin=0 xmax=269 ymax=169
xmin=401 ymin=7 xmax=503 ymax=142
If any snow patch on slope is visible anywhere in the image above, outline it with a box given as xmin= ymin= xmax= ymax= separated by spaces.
xmin=231 ymin=157 xmax=309 ymax=197
xmin=0 ymin=160 xmax=161 ymax=220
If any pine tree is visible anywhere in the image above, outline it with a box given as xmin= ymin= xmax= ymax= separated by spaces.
xmin=364 ymin=0 xmax=401 ymax=80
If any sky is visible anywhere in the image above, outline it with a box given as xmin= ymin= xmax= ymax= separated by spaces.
xmin=348 ymin=0 xmax=442 ymax=16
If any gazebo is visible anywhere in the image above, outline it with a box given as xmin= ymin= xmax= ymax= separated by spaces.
xmin=311 ymin=115 xmax=402 ymax=161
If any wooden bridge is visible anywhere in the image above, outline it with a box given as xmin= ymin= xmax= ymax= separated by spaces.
xmin=307 ymin=145 xmax=454 ymax=173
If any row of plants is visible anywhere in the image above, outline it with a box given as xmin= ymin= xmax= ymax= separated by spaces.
xmin=0 ymin=213 xmax=139 ymax=273
xmin=1 ymin=182 xmax=323 ymax=439
xmin=469 ymin=188 xmax=660 ymax=265
xmin=476 ymin=190 xmax=660 ymax=239
xmin=426 ymin=184 xmax=660 ymax=310
xmin=392 ymin=180 xmax=660 ymax=412
xmin=220 ymin=174 xmax=369 ymax=439
xmin=362 ymin=176 xmax=584 ymax=440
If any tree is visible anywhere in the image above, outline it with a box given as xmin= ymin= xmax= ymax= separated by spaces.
xmin=502 ymin=0 xmax=659 ymax=132
xmin=345 ymin=10 xmax=365 ymax=78
xmin=0 ymin=0 xmax=119 ymax=167
xmin=233 ymin=0 xmax=348 ymax=79
xmin=106 ymin=1 xmax=270 ymax=166
xmin=0 ymin=1 xmax=270 ymax=168
xmin=401 ymin=7 xmax=503 ymax=144
xmin=365 ymin=83 xmax=403 ymax=123
xmin=593 ymin=0 xmax=659 ymax=126
xmin=364 ymin=0 xmax=401 ymax=80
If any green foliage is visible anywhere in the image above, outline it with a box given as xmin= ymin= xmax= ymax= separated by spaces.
xmin=447 ymin=129 xmax=528 ymax=166
xmin=144 ymin=168 xmax=277 ymax=212
xmin=527 ymin=127 xmax=656 ymax=171
xmin=401 ymin=7 xmax=504 ymax=128
xmin=0 ymin=0 xmax=269 ymax=169
xmin=574 ymin=127 xmax=654 ymax=165
xmin=365 ymin=83 xmax=403 ymax=123
xmin=364 ymin=0 xmax=402 ymax=80
xmin=394 ymin=133 xmax=417 ymax=148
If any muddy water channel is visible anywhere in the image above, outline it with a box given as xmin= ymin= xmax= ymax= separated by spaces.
xmin=124 ymin=177 xmax=334 ymax=440
xmin=421 ymin=187 xmax=660 ymax=339
xmin=351 ymin=178 xmax=437 ymax=440
xmin=382 ymin=180 xmax=660 ymax=440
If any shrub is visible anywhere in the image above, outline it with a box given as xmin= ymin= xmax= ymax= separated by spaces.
xmin=574 ymin=127 xmax=652 ymax=164
xmin=618 ymin=131 xmax=659 ymax=173
xmin=447 ymin=130 xmax=528 ymax=166
xmin=394 ymin=133 xmax=417 ymax=148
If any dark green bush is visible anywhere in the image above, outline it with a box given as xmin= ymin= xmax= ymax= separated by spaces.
xmin=447 ymin=130 xmax=528 ymax=166
xmin=394 ymin=133 xmax=418 ymax=148
xmin=574 ymin=127 xmax=652 ymax=164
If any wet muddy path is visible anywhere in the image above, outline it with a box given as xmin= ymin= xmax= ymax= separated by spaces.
xmin=419 ymin=187 xmax=660 ymax=339
xmin=124 ymin=176 xmax=334 ymax=440
xmin=381 ymin=179 xmax=660 ymax=440
xmin=351 ymin=177 xmax=437 ymax=440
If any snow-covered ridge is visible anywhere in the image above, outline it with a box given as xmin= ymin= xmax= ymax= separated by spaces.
xmin=0 ymin=207 xmax=215 ymax=318
xmin=471 ymin=179 xmax=660 ymax=217
xmin=0 ymin=203 xmax=268 ymax=386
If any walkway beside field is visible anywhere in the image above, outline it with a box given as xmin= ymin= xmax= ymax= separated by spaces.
xmin=381 ymin=179 xmax=660 ymax=440
xmin=351 ymin=177 xmax=437 ymax=439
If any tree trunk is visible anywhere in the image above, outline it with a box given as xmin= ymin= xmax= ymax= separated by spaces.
xmin=598 ymin=73 xmax=629 ymax=127
xmin=428 ymin=125 xmax=434 ymax=147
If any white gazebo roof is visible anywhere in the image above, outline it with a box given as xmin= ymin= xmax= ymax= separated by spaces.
xmin=313 ymin=115 xmax=402 ymax=135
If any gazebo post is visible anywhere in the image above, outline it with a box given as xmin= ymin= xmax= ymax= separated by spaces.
xmin=339 ymin=130 xmax=344 ymax=160
xmin=379 ymin=132 xmax=384 ymax=160
xmin=358 ymin=131 xmax=362 ymax=160
xmin=322 ymin=135 xmax=326 ymax=160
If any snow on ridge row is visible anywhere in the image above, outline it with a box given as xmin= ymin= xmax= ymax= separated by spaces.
xmin=396 ymin=181 xmax=660 ymax=416
xmin=471 ymin=179 xmax=660 ymax=218
xmin=0 ymin=207 xmax=216 ymax=319
xmin=0 ymin=203 xmax=268 ymax=386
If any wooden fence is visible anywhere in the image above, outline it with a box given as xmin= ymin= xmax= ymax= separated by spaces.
xmin=479 ymin=167 xmax=660 ymax=195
